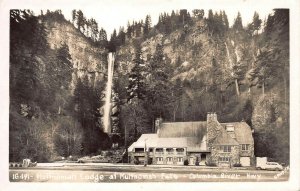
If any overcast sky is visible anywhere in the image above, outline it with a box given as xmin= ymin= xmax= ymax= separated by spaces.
xmin=25 ymin=0 xmax=277 ymax=38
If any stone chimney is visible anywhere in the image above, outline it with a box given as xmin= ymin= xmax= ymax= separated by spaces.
xmin=155 ymin=118 xmax=163 ymax=134
xmin=207 ymin=112 xmax=218 ymax=122
xmin=206 ymin=112 xmax=222 ymax=147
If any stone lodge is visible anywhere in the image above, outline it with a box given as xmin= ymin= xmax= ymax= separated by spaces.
xmin=128 ymin=113 xmax=255 ymax=167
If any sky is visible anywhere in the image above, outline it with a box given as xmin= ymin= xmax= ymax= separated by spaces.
xmin=27 ymin=0 xmax=276 ymax=38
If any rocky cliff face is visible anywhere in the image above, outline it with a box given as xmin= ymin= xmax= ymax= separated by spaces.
xmin=117 ymin=19 xmax=252 ymax=88
xmin=44 ymin=18 xmax=108 ymax=89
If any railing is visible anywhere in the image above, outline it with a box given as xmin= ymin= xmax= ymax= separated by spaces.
xmin=133 ymin=153 xmax=145 ymax=156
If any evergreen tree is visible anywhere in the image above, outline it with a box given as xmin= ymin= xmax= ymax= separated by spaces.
xmin=143 ymin=15 xmax=152 ymax=37
xmin=252 ymin=11 xmax=262 ymax=34
xmin=99 ymin=28 xmax=107 ymax=41
xmin=207 ymin=9 xmax=214 ymax=35
xmin=55 ymin=44 xmax=73 ymax=89
xmin=117 ymin=27 xmax=126 ymax=45
xmin=72 ymin=9 xmax=76 ymax=24
xmin=145 ymin=43 xmax=173 ymax=120
xmin=126 ymin=21 xmax=133 ymax=39
xmin=76 ymin=10 xmax=85 ymax=33
xmin=248 ymin=11 xmax=262 ymax=36
xmin=232 ymin=12 xmax=243 ymax=33
xmin=222 ymin=10 xmax=229 ymax=31
xmin=127 ymin=45 xmax=147 ymax=102
xmin=108 ymin=29 xmax=118 ymax=52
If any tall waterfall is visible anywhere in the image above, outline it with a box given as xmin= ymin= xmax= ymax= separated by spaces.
xmin=103 ymin=52 xmax=115 ymax=133
xmin=225 ymin=42 xmax=233 ymax=68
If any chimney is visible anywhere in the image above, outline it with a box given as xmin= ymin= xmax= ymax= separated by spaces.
xmin=207 ymin=112 xmax=217 ymax=122
xmin=155 ymin=118 xmax=163 ymax=133
xmin=207 ymin=112 xmax=221 ymax=147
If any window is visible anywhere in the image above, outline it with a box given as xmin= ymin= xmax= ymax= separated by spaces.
xmin=166 ymin=148 xmax=174 ymax=154
xmin=176 ymin=148 xmax=184 ymax=155
xmin=155 ymin=148 xmax=164 ymax=153
xmin=241 ymin=144 xmax=249 ymax=151
xmin=176 ymin=148 xmax=184 ymax=152
xmin=219 ymin=156 xmax=230 ymax=162
xmin=177 ymin=157 xmax=183 ymax=162
xmin=220 ymin=145 xmax=231 ymax=152
xmin=149 ymin=148 xmax=153 ymax=152
xmin=156 ymin=157 xmax=163 ymax=162
xmin=135 ymin=148 xmax=144 ymax=153
xmin=166 ymin=157 xmax=173 ymax=162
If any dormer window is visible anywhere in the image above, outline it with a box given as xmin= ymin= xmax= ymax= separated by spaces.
xmin=225 ymin=124 xmax=234 ymax=132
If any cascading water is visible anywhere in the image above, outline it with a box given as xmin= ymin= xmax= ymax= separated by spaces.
xmin=103 ymin=52 xmax=115 ymax=133
xmin=225 ymin=42 xmax=240 ymax=96
xmin=225 ymin=42 xmax=233 ymax=68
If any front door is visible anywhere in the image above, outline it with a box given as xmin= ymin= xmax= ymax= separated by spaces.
xmin=200 ymin=154 xmax=206 ymax=165
xmin=148 ymin=157 xmax=153 ymax=165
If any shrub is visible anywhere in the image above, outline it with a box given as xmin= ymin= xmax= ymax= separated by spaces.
xmin=205 ymin=161 xmax=217 ymax=167
xmin=134 ymin=158 xmax=140 ymax=165
xmin=233 ymin=163 xmax=242 ymax=167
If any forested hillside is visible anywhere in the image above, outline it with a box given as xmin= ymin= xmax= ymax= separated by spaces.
xmin=9 ymin=9 xmax=289 ymax=164
xmin=114 ymin=9 xmax=289 ymax=164
xmin=10 ymin=10 xmax=111 ymax=162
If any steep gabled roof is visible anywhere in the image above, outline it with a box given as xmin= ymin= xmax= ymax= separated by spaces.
xmin=159 ymin=121 xmax=207 ymax=140
xmin=128 ymin=120 xmax=254 ymax=152
xmin=128 ymin=134 xmax=188 ymax=152
xmin=220 ymin=122 xmax=254 ymax=144
xmin=212 ymin=128 xmax=239 ymax=145
xmin=186 ymin=135 xmax=208 ymax=152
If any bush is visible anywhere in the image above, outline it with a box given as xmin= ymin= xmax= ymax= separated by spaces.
xmin=205 ymin=161 xmax=217 ymax=167
xmin=233 ymin=163 xmax=242 ymax=167
xmin=134 ymin=158 xmax=140 ymax=165
xmin=184 ymin=159 xmax=189 ymax=166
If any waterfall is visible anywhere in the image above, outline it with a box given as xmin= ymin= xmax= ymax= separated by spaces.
xmin=225 ymin=42 xmax=233 ymax=68
xmin=225 ymin=42 xmax=240 ymax=96
xmin=235 ymin=47 xmax=241 ymax=63
xmin=103 ymin=52 xmax=115 ymax=133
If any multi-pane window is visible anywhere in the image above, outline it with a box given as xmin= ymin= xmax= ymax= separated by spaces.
xmin=166 ymin=157 xmax=173 ymax=162
xmin=177 ymin=157 xmax=183 ymax=162
xmin=155 ymin=148 xmax=164 ymax=153
xmin=220 ymin=145 xmax=231 ymax=152
xmin=166 ymin=148 xmax=174 ymax=154
xmin=219 ymin=156 xmax=230 ymax=162
xmin=241 ymin=144 xmax=249 ymax=151
xmin=176 ymin=148 xmax=184 ymax=155
xmin=156 ymin=157 xmax=163 ymax=162
xmin=135 ymin=148 xmax=144 ymax=153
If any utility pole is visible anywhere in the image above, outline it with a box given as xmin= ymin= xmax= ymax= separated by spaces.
xmin=144 ymin=138 xmax=148 ymax=166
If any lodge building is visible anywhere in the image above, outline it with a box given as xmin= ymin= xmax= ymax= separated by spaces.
xmin=128 ymin=113 xmax=255 ymax=167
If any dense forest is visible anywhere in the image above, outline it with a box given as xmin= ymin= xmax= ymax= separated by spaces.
xmin=9 ymin=9 xmax=289 ymax=164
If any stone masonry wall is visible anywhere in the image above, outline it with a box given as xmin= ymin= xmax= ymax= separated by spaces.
xmin=208 ymin=145 xmax=240 ymax=166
